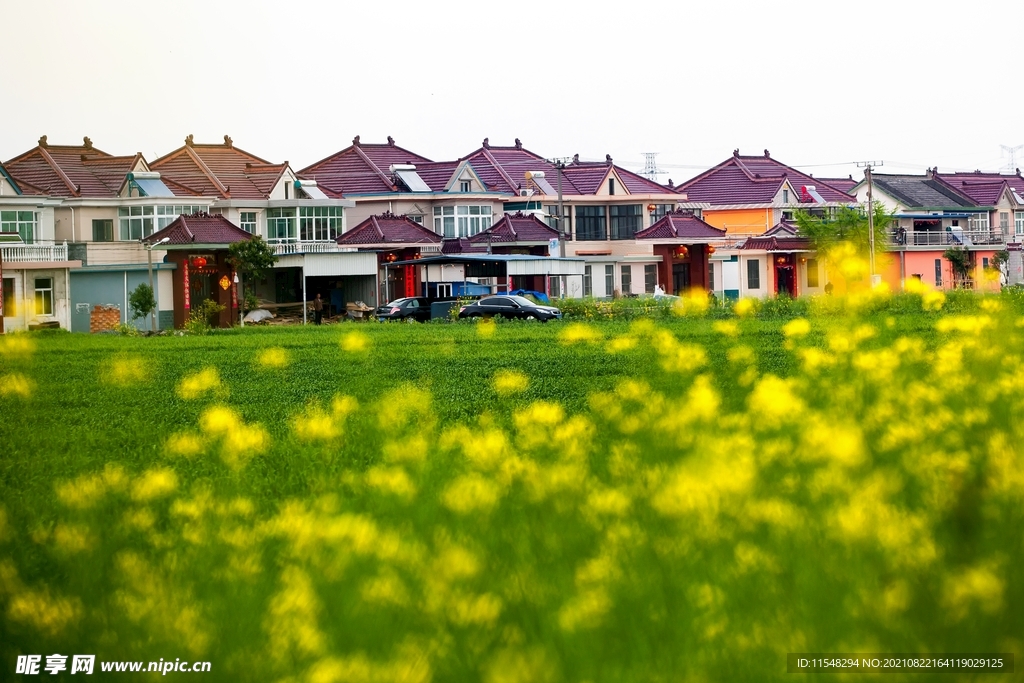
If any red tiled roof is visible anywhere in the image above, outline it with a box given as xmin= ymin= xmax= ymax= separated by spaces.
xmin=935 ymin=171 xmax=1024 ymax=206
xmin=298 ymin=137 xmax=432 ymax=198
xmin=336 ymin=212 xmax=441 ymax=246
xmin=468 ymin=212 xmax=558 ymax=244
xmin=677 ymin=151 xmax=855 ymax=205
xmin=3 ymin=137 xmax=142 ymax=198
xmin=764 ymin=220 xmax=799 ymax=236
xmin=442 ymin=238 xmax=486 ymax=254
xmin=150 ymin=137 xmax=286 ymax=200
xmin=815 ymin=176 xmax=858 ymax=193
xmin=635 ymin=210 xmax=727 ymax=240
xmin=741 ymin=236 xmax=814 ymax=251
xmin=144 ymin=212 xmax=253 ymax=245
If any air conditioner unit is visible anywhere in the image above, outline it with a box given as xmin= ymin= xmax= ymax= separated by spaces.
xmin=519 ymin=189 xmax=534 ymax=197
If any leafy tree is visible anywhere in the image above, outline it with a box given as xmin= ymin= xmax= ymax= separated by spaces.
xmin=227 ymin=236 xmax=278 ymax=301
xmin=794 ymin=202 xmax=894 ymax=261
xmin=943 ymin=246 xmax=972 ymax=286
xmin=128 ymin=283 xmax=156 ymax=322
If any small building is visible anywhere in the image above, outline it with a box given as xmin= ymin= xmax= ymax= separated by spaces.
xmin=634 ymin=209 xmax=728 ymax=296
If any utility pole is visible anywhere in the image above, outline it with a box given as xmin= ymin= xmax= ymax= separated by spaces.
xmin=856 ymin=160 xmax=883 ymax=284
xmin=144 ymin=237 xmax=170 ymax=332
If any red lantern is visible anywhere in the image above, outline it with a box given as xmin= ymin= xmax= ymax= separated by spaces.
xmin=707 ymin=245 xmax=716 ymax=254
xmin=674 ymin=245 xmax=689 ymax=259
xmin=192 ymin=256 xmax=207 ymax=268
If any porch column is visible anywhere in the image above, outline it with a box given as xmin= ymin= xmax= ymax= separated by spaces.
xmin=302 ymin=267 xmax=307 ymax=325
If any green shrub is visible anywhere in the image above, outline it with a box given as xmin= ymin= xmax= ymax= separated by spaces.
xmin=183 ymin=300 xmax=227 ymax=335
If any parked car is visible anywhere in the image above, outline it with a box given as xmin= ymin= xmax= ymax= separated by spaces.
xmin=458 ymin=295 xmax=562 ymax=322
xmin=375 ymin=297 xmax=432 ymax=322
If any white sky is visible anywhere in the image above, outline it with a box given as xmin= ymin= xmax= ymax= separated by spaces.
xmin=2 ymin=0 xmax=1023 ymax=185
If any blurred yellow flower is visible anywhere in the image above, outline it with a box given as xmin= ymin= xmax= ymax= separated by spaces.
xmin=733 ymin=298 xmax=755 ymax=317
xmin=0 ymin=334 xmax=35 ymax=356
xmin=339 ymin=331 xmax=371 ymax=353
xmin=477 ymin=318 xmax=497 ymax=338
xmin=166 ymin=432 xmax=204 ymax=457
xmin=493 ymin=369 xmax=529 ymax=395
xmin=103 ymin=356 xmax=149 ymax=386
xmin=0 ymin=373 xmax=34 ymax=398
xmin=605 ymin=334 xmax=638 ymax=353
xmin=442 ymin=474 xmax=501 ymax=514
xmin=782 ymin=318 xmax=811 ymax=338
xmin=365 ymin=466 xmax=416 ymax=500
xmin=200 ymin=405 xmax=240 ymax=434
xmin=558 ymin=323 xmax=601 ymax=344
xmin=256 ymin=347 xmax=289 ymax=369
xmin=176 ymin=367 xmax=221 ymax=400
xmin=712 ymin=320 xmax=740 ymax=337
xmin=131 ymin=467 xmax=179 ymax=502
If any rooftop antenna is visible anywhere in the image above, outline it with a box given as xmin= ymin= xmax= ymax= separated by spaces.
xmin=639 ymin=152 xmax=666 ymax=181
xmin=1000 ymin=144 xmax=1023 ymax=173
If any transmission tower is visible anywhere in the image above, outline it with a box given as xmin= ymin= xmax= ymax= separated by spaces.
xmin=639 ymin=152 xmax=666 ymax=181
xmin=1001 ymin=144 xmax=1023 ymax=172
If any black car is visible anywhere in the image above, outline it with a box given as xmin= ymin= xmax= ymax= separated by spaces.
xmin=375 ymin=297 xmax=432 ymax=322
xmin=458 ymin=295 xmax=562 ymax=322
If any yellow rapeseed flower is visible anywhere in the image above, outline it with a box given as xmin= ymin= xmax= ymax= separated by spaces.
xmin=103 ymin=356 xmax=149 ymax=386
xmin=733 ymin=297 xmax=755 ymax=317
xmin=165 ymin=432 xmax=205 ymax=457
xmin=0 ymin=334 xmax=35 ymax=356
xmin=339 ymin=331 xmax=371 ymax=353
xmin=176 ymin=367 xmax=221 ymax=400
xmin=712 ymin=320 xmax=740 ymax=337
xmin=131 ymin=467 xmax=179 ymax=502
xmin=605 ymin=334 xmax=638 ymax=353
xmin=782 ymin=318 xmax=811 ymax=338
xmin=365 ymin=466 xmax=417 ymax=500
xmin=200 ymin=405 xmax=240 ymax=434
xmin=256 ymin=347 xmax=290 ymax=369
xmin=0 ymin=373 xmax=34 ymax=398
xmin=476 ymin=318 xmax=497 ymax=338
xmin=493 ymin=369 xmax=529 ymax=395
xmin=442 ymin=474 xmax=501 ymax=514
xmin=558 ymin=323 xmax=601 ymax=344
xmin=292 ymin=406 xmax=339 ymax=441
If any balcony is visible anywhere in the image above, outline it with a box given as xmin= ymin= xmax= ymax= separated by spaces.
xmin=888 ymin=229 xmax=1006 ymax=248
xmin=1 ymin=242 xmax=69 ymax=263
xmin=270 ymin=240 xmax=347 ymax=255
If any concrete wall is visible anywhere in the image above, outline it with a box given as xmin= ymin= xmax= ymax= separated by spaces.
xmin=1 ymin=268 xmax=71 ymax=330
xmin=69 ymin=266 xmax=172 ymax=332
xmin=704 ymin=208 xmax=772 ymax=235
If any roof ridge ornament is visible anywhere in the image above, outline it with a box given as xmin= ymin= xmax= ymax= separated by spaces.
xmin=764 ymin=149 xmax=770 ymax=158
xmin=38 ymin=135 xmax=48 ymax=148
xmin=387 ymin=136 xmax=395 ymax=146
xmin=83 ymin=136 xmax=93 ymax=150
xmin=482 ymin=137 xmax=490 ymax=149
xmin=572 ymin=154 xmax=579 ymax=165
xmin=185 ymin=134 xmax=194 ymax=147
xmin=733 ymin=148 xmax=739 ymax=157
xmin=605 ymin=154 xmax=613 ymax=166
xmin=352 ymin=135 xmax=360 ymax=147
xmin=514 ymin=138 xmax=522 ymax=149
xmin=224 ymin=135 xmax=233 ymax=148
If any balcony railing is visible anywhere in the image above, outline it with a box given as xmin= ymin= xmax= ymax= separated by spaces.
xmin=270 ymin=240 xmax=344 ymax=255
xmin=888 ymin=229 xmax=1006 ymax=247
xmin=1 ymin=242 xmax=69 ymax=263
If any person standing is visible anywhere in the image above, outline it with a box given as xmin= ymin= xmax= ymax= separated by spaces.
xmin=313 ymin=292 xmax=324 ymax=325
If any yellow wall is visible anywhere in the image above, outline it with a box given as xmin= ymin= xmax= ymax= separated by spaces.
xmin=703 ymin=208 xmax=771 ymax=235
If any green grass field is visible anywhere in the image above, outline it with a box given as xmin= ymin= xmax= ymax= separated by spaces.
xmin=1 ymin=303 xmax=1021 ymax=681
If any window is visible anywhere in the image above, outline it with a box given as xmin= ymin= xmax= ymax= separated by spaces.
xmin=408 ymin=215 xmax=424 ymax=225
xmin=299 ymin=206 xmax=343 ymax=241
xmin=781 ymin=210 xmax=795 ymax=222
xmin=608 ymin=178 xmax=615 ymax=195
xmin=747 ymin=259 xmax=760 ymax=289
xmin=34 ymin=277 xmax=53 ymax=316
xmin=575 ymin=206 xmax=606 ymax=241
xmin=807 ymin=258 xmax=819 ymax=288
xmin=708 ymin=262 xmax=715 ymax=290
xmin=782 ymin=190 xmax=790 ymax=203
xmin=610 ymin=205 xmax=642 ymax=240
xmin=545 ymin=205 xmax=561 ymax=230
xmin=266 ymin=208 xmax=297 ymax=241
xmin=118 ymin=205 xmax=154 ymax=240
xmin=583 ymin=265 xmax=592 ymax=296
xmin=434 ymin=206 xmax=491 ymax=238
xmin=934 ymin=258 xmax=942 ymax=287
xmin=1 ymin=211 xmax=36 ymax=244
xmin=1000 ymin=212 xmax=1010 ymax=234
xmin=436 ymin=283 xmax=452 ymax=297
xmin=1016 ymin=211 xmax=1024 ymax=236
xmin=92 ymin=219 xmax=113 ymax=242
xmin=621 ymin=265 xmax=631 ymax=295
xmin=2 ymin=278 xmax=14 ymax=316
xmin=969 ymin=214 xmax=989 ymax=231
xmin=649 ymin=204 xmax=673 ymax=226
xmin=550 ymin=276 xmax=561 ymax=298
xmin=983 ymin=257 xmax=990 ymax=270
xmin=605 ymin=265 xmax=614 ymax=296
xmin=239 ymin=211 xmax=258 ymax=234
xmin=459 ymin=180 xmax=471 ymax=193
xmin=156 ymin=205 xmax=205 ymax=230
xmin=644 ymin=264 xmax=657 ymax=293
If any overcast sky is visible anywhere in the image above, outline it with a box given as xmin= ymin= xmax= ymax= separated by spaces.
xmin=2 ymin=0 xmax=1023 ymax=184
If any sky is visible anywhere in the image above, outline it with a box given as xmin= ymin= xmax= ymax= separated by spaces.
xmin=2 ymin=0 xmax=1023 ymax=186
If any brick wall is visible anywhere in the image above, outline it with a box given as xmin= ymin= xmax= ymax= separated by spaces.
xmin=90 ymin=305 xmax=121 ymax=333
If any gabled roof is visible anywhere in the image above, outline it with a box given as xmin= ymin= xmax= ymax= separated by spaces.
xmin=336 ymin=212 xmax=442 ymax=246
xmin=741 ymin=236 xmax=814 ymax=251
xmin=815 ymin=176 xmax=858 ymax=193
xmin=676 ymin=149 xmax=855 ymax=205
xmin=149 ymin=135 xmax=289 ymax=200
xmin=934 ymin=170 xmax=1024 ymax=206
xmin=870 ymin=173 xmax=977 ymax=209
xmin=635 ymin=210 xmax=727 ymax=240
xmin=144 ymin=212 xmax=253 ymax=246
xmin=0 ymin=162 xmax=22 ymax=195
xmin=298 ymin=136 xmax=432 ymax=197
xmin=3 ymin=136 xmax=144 ymax=198
xmin=442 ymin=238 xmax=486 ymax=254
xmin=764 ymin=220 xmax=799 ymax=236
xmin=467 ymin=212 xmax=558 ymax=245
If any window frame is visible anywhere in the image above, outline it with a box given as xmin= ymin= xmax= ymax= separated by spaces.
xmin=583 ymin=265 xmax=592 ymax=297
xmin=644 ymin=264 xmax=657 ymax=293
xmin=266 ymin=208 xmax=297 ymax=241
xmin=1 ymin=210 xmax=37 ymax=244
xmin=610 ymin=205 xmax=642 ymax=240
xmin=605 ymin=264 xmax=614 ymax=296
xmin=575 ymin=206 xmax=606 ymax=241
xmin=806 ymin=258 xmax=819 ymax=288
xmin=747 ymin=259 xmax=761 ymax=289
xmin=34 ymin=277 xmax=53 ymax=316
xmin=239 ymin=211 xmax=258 ymax=234
xmin=434 ymin=205 xmax=491 ymax=238
xmin=621 ymin=265 xmax=631 ymax=296
xmin=299 ymin=206 xmax=343 ymax=241
xmin=934 ymin=258 xmax=942 ymax=287
xmin=92 ymin=219 xmax=114 ymax=242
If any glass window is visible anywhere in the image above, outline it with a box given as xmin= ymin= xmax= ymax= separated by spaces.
xmin=605 ymin=264 xmax=614 ymax=296
xmin=969 ymin=214 xmax=989 ymax=231
xmin=435 ymin=205 xmax=489 ymax=238
xmin=1 ymin=210 xmax=36 ymax=244
xmin=575 ymin=206 xmax=606 ymax=241
xmin=92 ymin=219 xmax=113 ymax=242
xmin=155 ymin=205 xmax=204 ymax=230
xmin=408 ymin=215 xmax=423 ymax=225
xmin=708 ymin=262 xmax=715 ymax=290
xmin=550 ymin=275 xmax=561 ymax=298
xmin=649 ymin=204 xmax=673 ymax=226
xmin=621 ymin=265 xmax=631 ymax=295
xmin=610 ymin=205 xmax=642 ymax=240
xmin=1016 ymin=211 xmax=1024 ymax=236
xmin=239 ymin=211 xmax=258 ymax=234
xmin=934 ymin=258 xmax=942 ymax=287
xmin=460 ymin=180 xmax=471 ymax=192
xmin=783 ymin=190 xmax=789 ymax=203
xmin=584 ymin=265 xmax=592 ymax=296
xmin=807 ymin=258 xmax=819 ymax=288
xmin=118 ymin=205 xmax=154 ymax=240
xmin=747 ymin=259 xmax=760 ymax=289
xmin=299 ymin=206 xmax=343 ymax=241
xmin=1000 ymin=212 xmax=1010 ymax=232
xmin=2 ymin=278 xmax=14 ymax=317
xmin=644 ymin=264 xmax=657 ymax=293
xmin=266 ymin=208 xmax=297 ymax=241
xmin=34 ymin=277 xmax=53 ymax=316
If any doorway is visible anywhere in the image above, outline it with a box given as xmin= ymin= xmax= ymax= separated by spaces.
xmin=672 ymin=262 xmax=691 ymax=294
xmin=776 ymin=266 xmax=794 ymax=296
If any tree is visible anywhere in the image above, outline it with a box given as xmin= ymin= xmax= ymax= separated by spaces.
xmin=227 ymin=236 xmax=278 ymax=301
xmin=128 ymin=282 xmax=156 ymax=323
xmin=794 ymin=202 xmax=894 ymax=261
xmin=943 ymin=246 xmax=972 ymax=287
